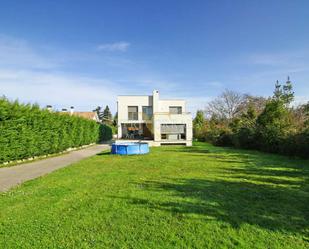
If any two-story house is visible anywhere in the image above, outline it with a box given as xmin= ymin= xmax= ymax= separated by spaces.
xmin=117 ymin=90 xmax=192 ymax=146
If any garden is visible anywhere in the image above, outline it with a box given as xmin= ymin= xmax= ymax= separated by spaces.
xmin=0 ymin=142 xmax=308 ymax=248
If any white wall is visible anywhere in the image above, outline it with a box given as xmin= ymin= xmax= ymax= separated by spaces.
xmin=117 ymin=95 xmax=153 ymax=122
xmin=158 ymin=100 xmax=186 ymax=113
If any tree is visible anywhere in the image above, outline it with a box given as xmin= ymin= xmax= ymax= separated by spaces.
xmin=102 ymin=105 xmax=112 ymax=125
xmin=93 ymin=106 xmax=103 ymax=121
xmin=256 ymin=80 xmax=294 ymax=152
xmin=113 ymin=112 xmax=118 ymax=127
xmin=273 ymin=80 xmax=282 ymax=101
xmin=272 ymin=77 xmax=294 ymax=106
xmin=193 ymin=110 xmax=205 ymax=139
xmin=240 ymin=95 xmax=267 ymax=115
xmin=193 ymin=110 xmax=205 ymax=129
xmin=206 ymin=89 xmax=245 ymax=120
xmin=282 ymin=76 xmax=294 ymax=105
xmin=230 ymin=103 xmax=258 ymax=149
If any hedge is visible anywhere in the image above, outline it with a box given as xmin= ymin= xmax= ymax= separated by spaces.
xmin=0 ymin=97 xmax=112 ymax=163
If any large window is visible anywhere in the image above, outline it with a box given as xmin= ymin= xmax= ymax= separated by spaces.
xmin=161 ymin=124 xmax=186 ymax=140
xmin=128 ymin=106 xmax=138 ymax=120
xmin=169 ymin=106 xmax=182 ymax=114
xmin=142 ymin=106 xmax=153 ymax=120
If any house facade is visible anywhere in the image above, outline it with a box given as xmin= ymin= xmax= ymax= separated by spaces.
xmin=117 ymin=90 xmax=192 ymax=146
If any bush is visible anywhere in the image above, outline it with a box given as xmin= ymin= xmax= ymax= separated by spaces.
xmin=214 ymin=131 xmax=233 ymax=147
xmin=233 ymin=127 xmax=257 ymax=149
xmin=0 ymin=97 xmax=109 ymax=163
xmin=99 ymin=124 xmax=113 ymax=141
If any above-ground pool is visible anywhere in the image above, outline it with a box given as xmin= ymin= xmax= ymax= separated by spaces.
xmin=111 ymin=142 xmax=149 ymax=155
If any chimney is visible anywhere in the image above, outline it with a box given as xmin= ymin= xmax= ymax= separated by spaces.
xmin=70 ymin=106 xmax=74 ymax=115
xmin=152 ymin=90 xmax=159 ymax=113
xmin=46 ymin=105 xmax=52 ymax=112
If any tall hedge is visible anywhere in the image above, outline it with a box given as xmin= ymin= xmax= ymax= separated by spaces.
xmin=0 ymin=97 xmax=112 ymax=163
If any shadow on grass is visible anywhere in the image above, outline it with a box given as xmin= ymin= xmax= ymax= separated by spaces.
xmin=118 ymin=177 xmax=308 ymax=236
xmin=113 ymin=144 xmax=309 ymax=235
xmin=96 ymin=151 xmax=111 ymax=156
xmin=104 ymin=142 xmax=308 ymax=235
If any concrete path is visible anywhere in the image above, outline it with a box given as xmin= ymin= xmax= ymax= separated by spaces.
xmin=0 ymin=144 xmax=110 ymax=192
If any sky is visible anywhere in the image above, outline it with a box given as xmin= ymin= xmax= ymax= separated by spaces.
xmin=0 ymin=0 xmax=308 ymax=114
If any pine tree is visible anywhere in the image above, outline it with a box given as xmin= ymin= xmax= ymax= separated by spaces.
xmin=93 ymin=106 xmax=103 ymax=121
xmin=282 ymin=76 xmax=294 ymax=105
xmin=273 ymin=80 xmax=282 ymax=101
xmin=272 ymin=77 xmax=294 ymax=106
xmin=102 ymin=105 xmax=112 ymax=124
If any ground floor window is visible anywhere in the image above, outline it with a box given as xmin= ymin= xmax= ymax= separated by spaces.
xmin=160 ymin=124 xmax=186 ymax=140
xmin=121 ymin=123 xmax=153 ymax=140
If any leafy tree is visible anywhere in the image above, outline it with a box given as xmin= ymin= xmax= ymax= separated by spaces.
xmin=303 ymin=102 xmax=309 ymax=129
xmin=193 ymin=110 xmax=205 ymax=129
xmin=256 ymin=84 xmax=293 ymax=153
xmin=193 ymin=110 xmax=205 ymax=140
xmin=230 ymin=104 xmax=258 ymax=149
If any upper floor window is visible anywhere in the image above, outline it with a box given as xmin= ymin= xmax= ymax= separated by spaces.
xmin=169 ymin=106 xmax=182 ymax=114
xmin=142 ymin=106 xmax=153 ymax=120
xmin=128 ymin=106 xmax=138 ymax=120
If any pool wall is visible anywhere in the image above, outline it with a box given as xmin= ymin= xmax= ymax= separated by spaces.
xmin=111 ymin=143 xmax=149 ymax=155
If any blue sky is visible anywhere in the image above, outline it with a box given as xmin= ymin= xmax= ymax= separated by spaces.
xmin=0 ymin=0 xmax=308 ymax=113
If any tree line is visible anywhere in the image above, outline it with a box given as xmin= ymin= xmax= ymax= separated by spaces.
xmin=0 ymin=97 xmax=112 ymax=164
xmin=193 ymin=78 xmax=309 ymax=158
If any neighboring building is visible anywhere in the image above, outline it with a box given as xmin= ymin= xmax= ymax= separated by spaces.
xmin=117 ymin=90 xmax=192 ymax=146
xmin=72 ymin=112 xmax=100 ymax=122
xmin=58 ymin=106 xmax=100 ymax=122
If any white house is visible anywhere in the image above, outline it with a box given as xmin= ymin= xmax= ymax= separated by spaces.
xmin=117 ymin=90 xmax=192 ymax=146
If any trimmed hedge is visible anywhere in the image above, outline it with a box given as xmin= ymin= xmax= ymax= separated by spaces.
xmin=99 ymin=124 xmax=113 ymax=141
xmin=0 ymin=97 xmax=112 ymax=163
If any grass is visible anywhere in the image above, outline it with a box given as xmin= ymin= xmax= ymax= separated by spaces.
xmin=0 ymin=142 xmax=308 ymax=248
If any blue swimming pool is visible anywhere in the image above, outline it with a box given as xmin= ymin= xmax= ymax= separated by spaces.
xmin=111 ymin=142 xmax=149 ymax=155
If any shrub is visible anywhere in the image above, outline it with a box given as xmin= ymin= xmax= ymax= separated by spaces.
xmin=99 ymin=124 xmax=113 ymax=141
xmin=0 ymin=97 xmax=110 ymax=163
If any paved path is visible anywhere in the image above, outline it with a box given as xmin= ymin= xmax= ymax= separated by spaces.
xmin=0 ymin=144 xmax=110 ymax=192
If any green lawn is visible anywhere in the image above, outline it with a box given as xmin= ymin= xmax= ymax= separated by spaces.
xmin=0 ymin=142 xmax=308 ymax=249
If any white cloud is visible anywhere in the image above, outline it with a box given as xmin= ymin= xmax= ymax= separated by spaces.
xmin=0 ymin=35 xmax=57 ymax=69
xmin=0 ymin=34 xmax=214 ymax=115
xmin=293 ymin=95 xmax=309 ymax=106
xmin=248 ymin=50 xmax=308 ymax=69
xmin=0 ymin=69 xmax=119 ymax=112
xmin=207 ymin=81 xmax=224 ymax=88
xmin=97 ymin=42 xmax=130 ymax=52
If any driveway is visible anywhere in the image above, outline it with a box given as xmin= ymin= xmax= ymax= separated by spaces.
xmin=0 ymin=144 xmax=110 ymax=192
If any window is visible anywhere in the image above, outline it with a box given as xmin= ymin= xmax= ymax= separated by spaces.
xmin=161 ymin=124 xmax=186 ymax=140
xmin=142 ymin=106 xmax=153 ymax=120
xmin=128 ymin=106 xmax=138 ymax=120
xmin=169 ymin=106 xmax=182 ymax=114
